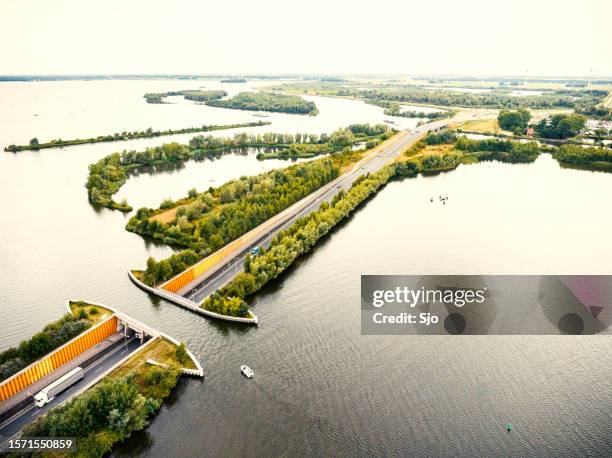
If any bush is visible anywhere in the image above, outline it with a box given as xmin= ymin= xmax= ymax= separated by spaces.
xmin=535 ymin=113 xmax=587 ymax=139
xmin=498 ymin=108 xmax=531 ymax=134
xmin=160 ymin=198 xmax=175 ymax=209
xmin=23 ymin=371 xmax=177 ymax=458
xmin=425 ymin=130 xmax=457 ymax=145
xmin=175 ymin=343 xmax=189 ymax=366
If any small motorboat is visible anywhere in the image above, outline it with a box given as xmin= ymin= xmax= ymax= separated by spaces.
xmin=241 ymin=365 xmax=254 ymax=378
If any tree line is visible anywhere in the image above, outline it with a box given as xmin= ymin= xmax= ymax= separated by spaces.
xmin=86 ymin=128 xmax=312 ymax=212
xmin=205 ymin=91 xmax=319 ymax=115
xmin=279 ymin=83 xmax=608 ymax=110
xmin=0 ymin=313 xmax=91 ymax=382
xmin=4 ymin=121 xmax=270 ymax=152
xmin=534 ymin=113 xmax=587 ymax=139
xmin=553 ymin=144 xmax=612 ymax=168
xmin=144 ymin=89 xmax=227 ymax=104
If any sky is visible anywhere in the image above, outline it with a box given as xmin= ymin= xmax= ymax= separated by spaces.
xmin=1 ymin=0 xmax=611 ymax=77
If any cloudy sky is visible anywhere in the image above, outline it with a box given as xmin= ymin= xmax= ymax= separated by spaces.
xmin=1 ymin=0 xmax=611 ymax=76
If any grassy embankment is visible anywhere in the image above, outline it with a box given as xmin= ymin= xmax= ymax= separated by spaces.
xmin=68 ymin=300 xmax=113 ymax=324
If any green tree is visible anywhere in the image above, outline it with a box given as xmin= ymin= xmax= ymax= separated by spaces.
xmin=498 ymin=108 xmax=531 ymax=134
xmin=175 ymin=343 xmax=188 ymax=365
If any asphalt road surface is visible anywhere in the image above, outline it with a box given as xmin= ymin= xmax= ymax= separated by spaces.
xmin=0 ymin=335 xmax=142 ymax=443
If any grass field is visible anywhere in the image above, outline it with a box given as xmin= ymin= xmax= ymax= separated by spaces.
xmin=459 ymin=118 xmax=507 ymax=134
xmin=150 ymin=206 xmax=179 ymax=224
xmin=109 ymin=337 xmax=195 ymax=382
xmin=69 ymin=301 xmax=113 ymax=324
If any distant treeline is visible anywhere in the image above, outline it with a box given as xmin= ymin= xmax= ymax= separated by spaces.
xmin=4 ymin=121 xmax=269 ymax=152
xmin=144 ymin=89 xmax=227 ymax=104
xmin=278 ymin=83 xmax=608 ymax=110
xmin=360 ymin=88 xmax=608 ymax=110
xmin=575 ymin=104 xmax=612 ymax=121
xmin=206 ymin=92 xmax=319 ymax=115
xmin=220 ymin=78 xmax=247 ymax=83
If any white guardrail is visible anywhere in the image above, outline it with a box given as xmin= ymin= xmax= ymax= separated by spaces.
xmin=127 ymin=270 xmax=258 ymax=324
xmin=66 ymin=300 xmax=204 ymax=377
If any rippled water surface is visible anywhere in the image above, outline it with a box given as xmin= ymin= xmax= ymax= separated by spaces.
xmin=1 ymin=80 xmax=610 ymax=457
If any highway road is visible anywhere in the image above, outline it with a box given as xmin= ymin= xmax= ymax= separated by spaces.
xmin=185 ymin=114 xmax=467 ymax=304
xmin=0 ymin=335 xmax=142 ymax=444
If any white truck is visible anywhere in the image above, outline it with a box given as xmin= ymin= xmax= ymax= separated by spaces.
xmin=34 ymin=367 xmax=84 ymax=407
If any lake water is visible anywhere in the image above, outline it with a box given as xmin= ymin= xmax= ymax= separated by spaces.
xmin=1 ymin=80 xmax=611 ymax=457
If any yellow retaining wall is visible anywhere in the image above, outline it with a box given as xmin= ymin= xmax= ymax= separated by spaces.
xmin=162 ymin=238 xmax=245 ymax=293
xmin=0 ymin=316 xmax=118 ymax=402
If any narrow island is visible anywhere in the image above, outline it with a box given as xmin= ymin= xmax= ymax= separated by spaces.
xmin=205 ymin=91 xmax=319 ymax=115
xmin=143 ymin=89 xmax=227 ymax=104
xmin=4 ymin=120 xmax=270 ymax=152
